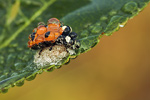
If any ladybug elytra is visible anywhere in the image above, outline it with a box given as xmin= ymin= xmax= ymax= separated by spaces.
xmin=28 ymin=18 xmax=80 ymax=53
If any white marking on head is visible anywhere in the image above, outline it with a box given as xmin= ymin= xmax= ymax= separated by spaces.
xmin=65 ymin=36 xmax=71 ymax=43
xmin=62 ymin=26 xmax=67 ymax=31
xmin=62 ymin=26 xmax=72 ymax=32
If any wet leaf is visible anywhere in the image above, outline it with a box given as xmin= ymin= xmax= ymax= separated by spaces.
xmin=0 ymin=0 xmax=149 ymax=93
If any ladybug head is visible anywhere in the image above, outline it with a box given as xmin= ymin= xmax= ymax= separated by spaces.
xmin=62 ymin=25 xmax=72 ymax=36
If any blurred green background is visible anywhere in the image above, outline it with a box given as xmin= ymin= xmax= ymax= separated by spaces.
xmin=0 ymin=3 xmax=150 ymax=100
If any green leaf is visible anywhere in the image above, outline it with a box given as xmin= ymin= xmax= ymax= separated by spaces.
xmin=0 ymin=0 xmax=149 ymax=93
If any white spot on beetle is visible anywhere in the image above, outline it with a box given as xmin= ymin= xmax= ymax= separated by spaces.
xmin=62 ymin=26 xmax=67 ymax=31
xmin=65 ymin=36 xmax=71 ymax=43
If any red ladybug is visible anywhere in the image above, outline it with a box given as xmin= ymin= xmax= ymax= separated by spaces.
xmin=28 ymin=18 xmax=80 ymax=52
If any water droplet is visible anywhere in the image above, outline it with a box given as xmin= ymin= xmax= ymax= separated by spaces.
xmin=7 ymin=54 xmax=16 ymax=63
xmin=26 ymin=73 xmax=37 ymax=81
xmin=37 ymin=69 xmax=43 ymax=74
xmin=46 ymin=67 xmax=54 ymax=72
xmin=100 ymin=16 xmax=108 ymax=21
xmin=91 ymin=39 xmax=99 ymax=48
xmin=8 ymin=48 xmax=15 ymax=53
xmin=80 ymin=48 xmax=85 ymax=53
xmin=80 ymin=30 xmax=89 ymax=38
xmin=84 ymin=23 xmax=92 ymax=28
xmin=138 ymin=2 xmax=147 ymax=11
xmin=11 ymin=72 xmax=18 ymax=76
xmin=17 ymin=53 xmax=25 ymax=60
xmin=91 ymin=26 xmax=102 ymax=34
xmin=70 ymin=55 xmax=78 ymax=59
xmin=17 ymin=47 xmax=23 ymax=51
xmin=104 ymin=15 xmax=128 ymax=36
xmin=11 ymin=84 xmax=15 ymax=87
xmin=25 ymin=50 xmax=31 ymax=55
xmin=0 ymin=67 xmax=3 ymax=73
xmin=9 ymin=43 xmax=18 ymax=47
xmin=14 ymin=63 xmax=26 ymax=70
xmin=64 ymin=59 xmax=70 ymax=65
xmin=95 ymin=22 xmax=101 ymax=26
xmin=122 ymin=2 xmax=138 ymax=14
xmin=1 ymin=88 xmax=8 ymax=93
xmin=89 ymin=25 xmax=94 ymax=30
xmin=56 ymin=66 xmax=62 ymax=69
xmin=109 ymin=10 xmax=117 ymax=16
xmin=0 ymin=56 xmax=4 ymax=64
xmin=16 ymin=80 xmax=24 ymax=87
xmin=22 ymin=55 xmax=32 ymax=62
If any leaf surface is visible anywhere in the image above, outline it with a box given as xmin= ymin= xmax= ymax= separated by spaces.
xmin=0 ymin=0 xmax=149 ymax=93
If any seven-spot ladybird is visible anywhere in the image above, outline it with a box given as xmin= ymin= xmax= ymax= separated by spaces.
xmin=28 ymin=18 xmax=80 ymax=51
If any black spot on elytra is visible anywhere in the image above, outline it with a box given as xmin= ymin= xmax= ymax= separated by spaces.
xmin=31 ymin=32 xmax=36 ymax=41
xmin=45 ymin=31 xmax=50 ymax=38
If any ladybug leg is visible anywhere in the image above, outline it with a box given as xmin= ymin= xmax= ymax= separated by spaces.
xmin=49 ymin=43 xmax=55 ymax=51
xmin=49 ymin=46 xmax=53 ymax=51
xmin=39 ymin=49 xmax=43 ymax=55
